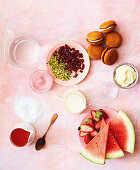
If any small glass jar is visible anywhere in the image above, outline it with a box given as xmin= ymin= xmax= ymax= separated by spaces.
xmin=30 ymin=70 xmax=53 ymax=93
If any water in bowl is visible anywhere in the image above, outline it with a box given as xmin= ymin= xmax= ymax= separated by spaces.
xmin=7 ymin=34 xmax=40 ymax=67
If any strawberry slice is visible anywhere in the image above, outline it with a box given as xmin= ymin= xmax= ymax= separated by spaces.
xmin=91 ymin=109 xmax=106 ymax=121
xmin=91 ymin=110 xmax=100 ymax=121
xmin=95 ymin=120 xmax=102 ymax=130
xmin=79 ymin=130 xmax=89 ymax=137
xmin=84 ymin=134 xmax=92 ymax=144
xmin=85 ymin=118 xmax=94 ymax=127
xmin=100 ymin=109 xmax=108 ymax=119
xmin=80 ymin=124 xmax=94 ymax=133
xmin=90 ymin=130 xmax=98 ymax=137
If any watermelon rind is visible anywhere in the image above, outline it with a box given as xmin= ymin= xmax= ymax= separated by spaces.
xmin=117 ymin=110 xmax=135 ymax=153
xmin=80 ymin=150 xmax=105 ymax=165
xmin=106 ymin=150 xmax=124 ymax=159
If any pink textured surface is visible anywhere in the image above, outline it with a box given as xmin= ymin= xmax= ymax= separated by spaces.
xmin=0 ymin=0 xmax=140 ymax=170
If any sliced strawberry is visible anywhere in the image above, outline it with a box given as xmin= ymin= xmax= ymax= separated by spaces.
xmin=79 ymin=130 xmax=89 ymax=137
xmin=84 ymin=134 xmax=92 ymax=144
xmin=95 ymin=110 xmax=103 ymax=120
xmin=95 ymin=120 xmax=102 ymax=130
xmin=90 ymin=130 xmax=98 ymax=137
xmin=91 ymin=109 xmax=105 ymax=121
xmin=91 ymin=110 xmax=99 ymax=121
xmin=80 ymin=124 xmax=94 ymax=133
xmin=85 ymin=118 xmax=94 ymax=127
xmin=100 ymin=109 xmax=108 ymax=119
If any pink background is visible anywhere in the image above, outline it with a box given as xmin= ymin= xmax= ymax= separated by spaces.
xmin=0 ymin=0 xmax=140 ymax=169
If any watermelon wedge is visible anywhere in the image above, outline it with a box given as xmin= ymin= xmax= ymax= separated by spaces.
xmin=110 ymin=110 xmax=135 ymax=153
xmin=100 ymin=118 xmax=124 ymax=159
xmin=80 ymin=124 xmax=109 ymax=165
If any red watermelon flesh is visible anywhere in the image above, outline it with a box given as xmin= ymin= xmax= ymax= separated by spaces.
xmin=109 ymin=110 xmax=135 ymax=153
xmin=100 ymin=118 xmax=107 ymax=130
xmin=100 ymin=118 xmax=124 ymax=159
xmin=80 ymin=124 xmax=109 ymax=165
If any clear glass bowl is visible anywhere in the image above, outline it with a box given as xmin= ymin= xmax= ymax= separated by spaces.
xmin=5 ymin=33 xmax=40 ymax=68
xmin=30 ymin=70 xmax=53 ymax=93
xmin=98 ymin=81 xmax=118 ymax=101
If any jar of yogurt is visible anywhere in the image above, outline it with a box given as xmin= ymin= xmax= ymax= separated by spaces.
xmin=113 ymin=63 xmax=139 ymax=89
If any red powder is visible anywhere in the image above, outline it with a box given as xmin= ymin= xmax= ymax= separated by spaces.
xmin=10 ymin=128 xmax=30 ymax=147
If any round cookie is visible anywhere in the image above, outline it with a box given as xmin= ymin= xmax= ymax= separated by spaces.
xmin=100 ymin=20 xmax=117 ymax=33
xmin=105 ymin=31 xmax=122 ymax=48
xmin=101 ymin=47 xmax=118 ymax=65
xmin=88 ymin=45 xmax=104 ymax=60
xmin=86 ymin=31 xmax=104 ymax=45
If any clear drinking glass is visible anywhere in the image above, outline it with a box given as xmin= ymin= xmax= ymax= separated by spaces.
xmin=98 ymin=81 xmax=118 ymax=101
xmin=30 ymin=70 xmax=53 ymax=93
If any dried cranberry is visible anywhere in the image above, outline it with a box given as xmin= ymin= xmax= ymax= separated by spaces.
xmin=56 ymin=44 xmax=85 ymax=78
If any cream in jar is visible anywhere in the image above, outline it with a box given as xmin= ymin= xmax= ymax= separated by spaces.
xmin=114 ymin=65 xmax=136 ymax=87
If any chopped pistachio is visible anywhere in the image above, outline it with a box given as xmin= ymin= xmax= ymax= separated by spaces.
xmin=49 ymin=55 xmax=71 ymax=81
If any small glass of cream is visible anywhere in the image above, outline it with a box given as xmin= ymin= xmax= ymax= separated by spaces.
xmin=54 ymin=91 xmax=86 ymax=114
xmin=64 ymin=91 xmax=86 ymax=114
xmin=113 ymin=63 xmax=139 ymax=89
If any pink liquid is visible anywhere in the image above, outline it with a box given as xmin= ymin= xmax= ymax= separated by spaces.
xmin=8 ymin=34 xmax=40 ymax=67
xmin=30 ymin=70 xmax=53 ymax=92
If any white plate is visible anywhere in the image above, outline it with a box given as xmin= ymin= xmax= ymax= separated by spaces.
xmin=46 ymin=41 xmax=90 ymax=86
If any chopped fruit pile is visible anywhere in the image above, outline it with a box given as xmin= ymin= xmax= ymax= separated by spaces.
xmin=78 ymin=109 xmax=108 ymax=144
xmin=49 ymin=55 xmax=71 ymax=81
xmin=49 ymin=44 xmax=85 ymax=80
xmin=79 ymin=110 xmax=135 ymax=165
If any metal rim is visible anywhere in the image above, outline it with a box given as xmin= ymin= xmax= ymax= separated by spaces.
xmin=113 ymin=63 xmax=139 ymax=89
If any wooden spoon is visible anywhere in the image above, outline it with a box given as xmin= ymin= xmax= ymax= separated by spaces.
xmin=35 ymin=113 xmax=58 ymax=151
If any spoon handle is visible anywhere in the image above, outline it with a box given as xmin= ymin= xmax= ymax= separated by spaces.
xmin=50 ymin=113 xmax=58 ymax=125
xmin=43 ymin=113 xmax=58 ymax=137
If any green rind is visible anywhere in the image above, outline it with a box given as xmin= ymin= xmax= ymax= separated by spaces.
xmin=80 ymin=150 xmax=105 ymax=165
xmin=118 ymin=110 xmax=135 ymax=153
xmin=106 ymin=150 xmax=124 ymax=159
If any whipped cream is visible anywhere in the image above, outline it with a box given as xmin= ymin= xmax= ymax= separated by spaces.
xmin=114 ymin=65 xmax=136 ymax=87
